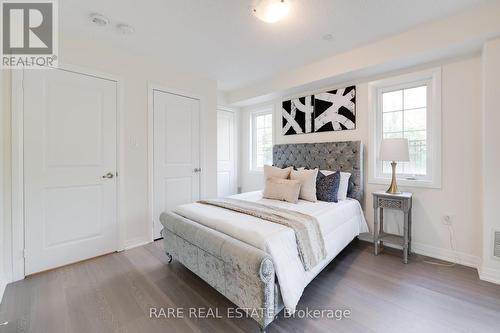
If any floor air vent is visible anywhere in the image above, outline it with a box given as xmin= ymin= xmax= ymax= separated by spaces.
xmin=495 ymin=231 xmax=500 ymax=258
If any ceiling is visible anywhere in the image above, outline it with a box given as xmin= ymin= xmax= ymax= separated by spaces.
xmin=60 ymin=0 xmax=490 ymax=91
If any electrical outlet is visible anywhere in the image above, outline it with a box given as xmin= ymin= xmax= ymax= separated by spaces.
xmin=442 ymin=215 xmax=454 ymax=225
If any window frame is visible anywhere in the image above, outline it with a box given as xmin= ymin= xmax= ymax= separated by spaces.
xmin=368 ymin=67 xmax=442 ymax=189
xmin=249 ymin=107 xmax=274 ymax=173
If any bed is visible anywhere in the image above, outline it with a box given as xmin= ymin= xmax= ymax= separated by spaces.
xmin=160 ymin=141 xmax=367 ymax=331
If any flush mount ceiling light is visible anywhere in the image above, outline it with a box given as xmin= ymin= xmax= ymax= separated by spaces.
xmin=89 ymin=13 xmax=110 ymax=27
xmin=252 ymin=0 xmax=290 ymax=23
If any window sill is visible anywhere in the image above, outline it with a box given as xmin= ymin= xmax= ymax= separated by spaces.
xmin=369 ymin=177 xmax=441 ymax=189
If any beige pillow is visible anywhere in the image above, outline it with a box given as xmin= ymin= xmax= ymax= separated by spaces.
xmin=290 ymin=168 xmax=319 ymax=202
xmin=263 ymin=178 xmax=302 ymax=203
xmin=263 ymin=165 xmax=292 ymax=180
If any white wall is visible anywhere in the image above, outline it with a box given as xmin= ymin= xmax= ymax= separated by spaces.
xmin=239 ymin=56 xmax=483 ymax=267
xmin=1 ymin=35 xmax=218 ymax=282
xmin=480 ymin=37 xmax=500 ymax=283
xmin=59 ymin=37 xmax=218 ymax=248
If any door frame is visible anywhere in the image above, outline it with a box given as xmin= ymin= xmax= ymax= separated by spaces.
xmin=216 ymin=107 xmax=239 ymax=196
xmin=147 ymin=83 xmax=203 ymax=241
xmin=11 ymin=63 xmax=125 ymax=281
xmin=0 ymin=68 xmax=6 ymax=296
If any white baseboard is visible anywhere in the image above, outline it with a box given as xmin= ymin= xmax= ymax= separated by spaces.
xmin=359 ymin=234 xmax=500 ymax=285
xmin=357 ymin=233 xmax=375 ymax=243
xmin=357 ymin=234 xmax=481 ymax=269
xmin=124 ymin=237 xmax=152 ymax=251
xmin=0 ymin=278 xmax=7 ymax=304
xmin=411 ymin=242 xmax=481 ymax=268
xmin=478 ymin=266 xmax=500 ymax=285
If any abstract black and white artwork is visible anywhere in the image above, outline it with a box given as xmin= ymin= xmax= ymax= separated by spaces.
xmin=282 ymin=95 xmax=314 ymax=136
xmin=314 ymin=86 xmax=356 ymax=132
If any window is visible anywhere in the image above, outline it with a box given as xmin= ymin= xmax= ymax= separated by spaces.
xmin=250 ymin=109 xmax=273 ymax=172
xmin=381 ymin=85 xmax=427 ymax=176
xmin=369 ymin=68 xmax=441 ymax=188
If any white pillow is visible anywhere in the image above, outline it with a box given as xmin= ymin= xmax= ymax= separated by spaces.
xmin=321 ymin=170 xmax=351 ymax=200
xmin=263 ymin=178 xmax=301 ymax=203
xmin=290 ymin=168 xmax=319 ymax=202
xmin=264 ymin=165 xmax=292 ymax=180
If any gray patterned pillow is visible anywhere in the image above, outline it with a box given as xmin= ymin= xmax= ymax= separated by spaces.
xmin=316 ymin=171 xmax=341 ymax=202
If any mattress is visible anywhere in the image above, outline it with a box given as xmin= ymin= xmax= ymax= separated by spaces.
xmin=173 ymin=191 xmax=368 ymax=311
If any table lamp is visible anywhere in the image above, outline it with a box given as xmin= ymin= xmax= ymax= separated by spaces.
xmin=379 ymin=138 xmax=410 ymax=194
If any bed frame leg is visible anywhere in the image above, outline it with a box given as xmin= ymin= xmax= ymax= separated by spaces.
xmin=165 ymin=252 xmax=173 ymax=263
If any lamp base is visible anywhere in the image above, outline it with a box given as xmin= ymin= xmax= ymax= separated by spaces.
xmin=386 ymin=161 xmax=401 ymax=194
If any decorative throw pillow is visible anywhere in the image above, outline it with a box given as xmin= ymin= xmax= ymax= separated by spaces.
xmin=263 ymin=178 xmax=302 ymax=203
xmin=316 ymin=171 xmax=341 ymax=202
xmin=290 ymin=168 xmax=319 ymax=202
xmin=264 ymin=165 xmax=292 ymax=180
xmin=320 ymin=170 xmax=351 ymax=200
xmin=337 ymin=172 xmax=351 ymax=200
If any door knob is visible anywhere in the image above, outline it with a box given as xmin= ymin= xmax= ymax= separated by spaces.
xmin=102 ymin=172 xmax=115 ymax=179
xmin=193 ymin=168 xmax=202 ymax=173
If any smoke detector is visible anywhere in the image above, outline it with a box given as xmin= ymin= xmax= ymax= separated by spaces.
xmin=89 ymin=13 xmax=110 ymax=27
xmin=322 ymin=34 xmax=334 ymax=41
xmin=116 ymin=23 xmax=135 ymax=35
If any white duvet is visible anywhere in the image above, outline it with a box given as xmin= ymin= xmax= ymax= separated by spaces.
xmin=173 ymin=191 xmax=369 ymax=311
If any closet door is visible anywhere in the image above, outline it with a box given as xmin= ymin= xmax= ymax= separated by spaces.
xmin=217 ymin=110 xmax=237 ymax=197
xmin=153 ymin=90 xmax=200 ymax=239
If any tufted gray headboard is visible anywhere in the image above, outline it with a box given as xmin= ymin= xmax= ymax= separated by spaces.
xmin=273 ymin=141 xmax=364 ymax=203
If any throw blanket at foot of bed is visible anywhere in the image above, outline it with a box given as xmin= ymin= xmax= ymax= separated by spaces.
xmin=198 ymin=198 xmax=327 ymax=271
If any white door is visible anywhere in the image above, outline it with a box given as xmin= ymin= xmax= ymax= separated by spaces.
xmin=23 ymin=68 xmax=118 ymax=275
xmin=153 ymin=90 xmax=200 ymax=239
xmin=217 ymin=110 xmax=237 ymax=197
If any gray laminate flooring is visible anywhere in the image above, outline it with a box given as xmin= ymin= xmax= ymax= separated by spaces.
xmin=1 ymin=240 xmax=500 ymax=333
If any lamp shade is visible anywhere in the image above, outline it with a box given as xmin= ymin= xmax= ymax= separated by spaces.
xmin=379 ymin=138 xmax=410 ymax=162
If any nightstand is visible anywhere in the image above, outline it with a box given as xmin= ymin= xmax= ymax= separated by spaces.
xmin=372 ymin=191 xmax=413 ymax=264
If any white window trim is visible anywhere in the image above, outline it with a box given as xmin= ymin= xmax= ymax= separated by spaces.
xmin=368 ymin=67 xmax=442 ymax=189
xmin=249 ymin=107 xmax=274 ymax=173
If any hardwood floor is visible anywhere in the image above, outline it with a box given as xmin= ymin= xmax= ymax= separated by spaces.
xmin=1 ymin=240 xmax=500 ymax=333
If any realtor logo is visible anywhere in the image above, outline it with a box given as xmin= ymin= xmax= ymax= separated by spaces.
xmin=1 ymin=0 xmax=58 ymax=68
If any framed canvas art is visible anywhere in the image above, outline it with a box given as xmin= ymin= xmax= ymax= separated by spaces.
xmin=282 ymin=95 xmax=314 ymax=135
xmin=314 ymin=85 xmax=356 ymax=132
